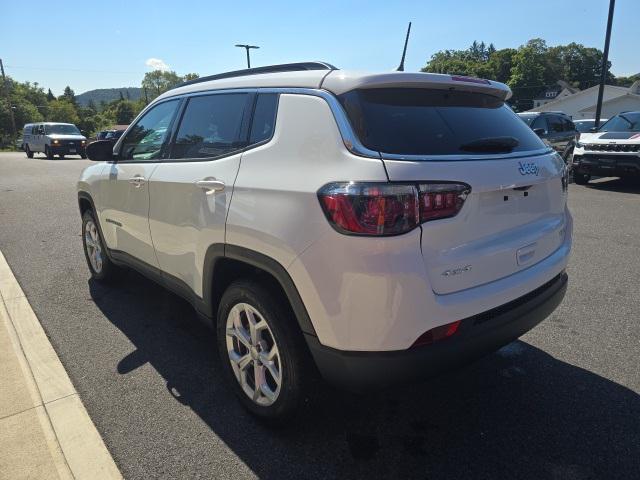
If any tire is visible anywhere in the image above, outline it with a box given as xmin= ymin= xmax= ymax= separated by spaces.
xmin=46 ymin=146 xmax=54 ymax=160
xmin=25 ymin=144 xmax=34 ymax=158
xmin=217 ymin=279 xmax=309 ymax=422
xmin=80 ymin=153 xmax=87 ymax=159
xmin=573 ymin=172 xmax=590 ymax=185
xmin=81 ymin=210 xmax=118 ymax=282
xmin=58 ymin=154 xmax=65 ymax=159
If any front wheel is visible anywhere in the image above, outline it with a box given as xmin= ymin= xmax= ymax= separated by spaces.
xmin=82 ymin=210 xmax=119 ymax=281
xmin=80 ymin=153 xmax=87 ymax=159
xmin=58 ymin=154 xmax=65 ymax=159
xmin=573 ymin=172 xmax=590 ymax=185
xmin=46 ymin=146 xmax=54 ymax=160
xmin=217 ymin=280 xmax=309 ymax=422
xmin=25 ymin=144 xmax=34 ymax=158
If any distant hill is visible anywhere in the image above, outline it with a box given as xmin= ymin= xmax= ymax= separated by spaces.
xmin=76 ymin=87 xmax=143 ymax=106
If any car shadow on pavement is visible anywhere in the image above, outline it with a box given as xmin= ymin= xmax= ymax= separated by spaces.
xmin=585 ymin=177 xmax=640 ymax=194
xmin=89 ymin=272 xmax=640 ymax=480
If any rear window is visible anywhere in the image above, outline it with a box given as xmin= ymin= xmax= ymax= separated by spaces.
xmin=339 ymin=88 xmax=545 ymax=156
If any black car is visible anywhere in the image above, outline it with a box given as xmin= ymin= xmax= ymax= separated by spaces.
xmin=518 ymin=112 xmax=578 ymax=160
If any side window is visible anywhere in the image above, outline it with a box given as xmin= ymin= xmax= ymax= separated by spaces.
xmin=249 ymin=93 xmax=278 ymax=145
xmin=531 ymin=116 xmax=547 ymax=133
xmin=120 ymin=100 xmax=179 ymax=161
xmin=172 ymin=93 xmax=250 ymax=160
xmin=548 ymin=116 xmax=564 ymax=133
xmin=563 ymin=118 xmax=575 ymax=132
xmin=38 ymin=125 xmax=45 ymax=134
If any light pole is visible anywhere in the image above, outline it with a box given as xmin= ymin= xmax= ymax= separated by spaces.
xmin=235 ymin=44 xmax=260 ymax=69
xmin=594 ymin=0 xmax=615 ymax=128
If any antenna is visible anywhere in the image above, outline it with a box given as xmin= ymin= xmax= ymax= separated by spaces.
xmin=396 ymin=22 xmax=412 ymax=72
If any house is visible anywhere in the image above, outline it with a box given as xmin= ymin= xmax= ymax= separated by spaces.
xmin=532 ymin=81 xmax=580 ymax=109
xmin=528 ymin=81 xmax=640 ymax=119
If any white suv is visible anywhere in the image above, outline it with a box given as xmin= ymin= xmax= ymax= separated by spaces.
xmin=78 ymin=62 xmax=572 ymax=420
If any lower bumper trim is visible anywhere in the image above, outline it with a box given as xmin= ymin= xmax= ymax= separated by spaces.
xmin=306 ymin=272 xmax=568 ymax=392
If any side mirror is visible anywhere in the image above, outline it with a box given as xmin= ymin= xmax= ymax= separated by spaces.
xmin=533 ymin=128 xmax=546 ymax=137
xmin=589 ymin=127 xmax=598 ymax=132
xmin=86 ymin=140 xmax=114 ymax=161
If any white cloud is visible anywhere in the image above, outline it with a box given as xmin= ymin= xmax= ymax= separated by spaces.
xmin=145 ymin=58 xmax=170 ymax=71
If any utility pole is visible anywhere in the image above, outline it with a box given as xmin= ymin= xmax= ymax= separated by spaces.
xmin=0 ymin=58 xmax=17 ymax=138
xmin=594 ymin=0 xmax=615 ymax=128
xmin=235 ymin=44 xmax=260 ymax=68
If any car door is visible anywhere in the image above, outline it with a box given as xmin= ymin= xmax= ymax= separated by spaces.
xmin=531 ymin=116 xmax=550 ymax=147
xmin=98 ymin=99 xmax=181 ymax=269
xmin=35 ymin=125 xmax=45 ymax=151
xmin=148 ymin=91 xmax=256 ymax=298
xmin=546 ymin=115 xmax=566 ymax=151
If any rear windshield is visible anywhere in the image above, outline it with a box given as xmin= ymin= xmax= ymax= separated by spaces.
xmin=339 ymin=88 xmax=545 ymax=156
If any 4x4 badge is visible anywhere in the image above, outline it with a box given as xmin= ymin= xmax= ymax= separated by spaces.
xmin=518 ymin=162 xmax=539 ymax=176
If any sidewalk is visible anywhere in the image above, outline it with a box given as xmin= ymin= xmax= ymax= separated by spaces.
xmin=0 ymin=250 xmax=122 ymax=480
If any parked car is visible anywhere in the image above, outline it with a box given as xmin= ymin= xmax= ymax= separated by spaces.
xmin=572 ymin=111 xmax=640 ymax=184
xmin=104 ymin=129 xmax=125 ymax=143
xmin=96 ymin=130 xmax=112 ymax=140
xmin=78 ymin=62 xmax=572 ymax=420
xmin=23 ymin=122 xmax=87 ymax=159
xmin=518 ymin=111 xmax=577 ymax=161
xmin=574 ymin=118 xmax=608 ymax=134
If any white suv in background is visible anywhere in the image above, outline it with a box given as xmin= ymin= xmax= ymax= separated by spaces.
xmin=78 ymin=62 xmax=572 ymax=420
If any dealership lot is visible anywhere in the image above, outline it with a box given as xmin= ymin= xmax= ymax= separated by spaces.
xmin=0 ymin=151 xmax=638 ymax=479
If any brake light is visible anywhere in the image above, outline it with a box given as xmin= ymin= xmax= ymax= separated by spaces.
xmin=318 ymin=182 xmax=470 ymax=236
xmin=451 ymin=75 xmax=491 ymax=85
xmin=411 ymin=320 xmax=462 ymax=348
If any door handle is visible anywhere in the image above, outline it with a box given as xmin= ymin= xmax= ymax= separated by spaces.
xmin=196 ymin=178 xmax=225 ymax=194
xmin=129 ymin=176 xmax=146 ymax=188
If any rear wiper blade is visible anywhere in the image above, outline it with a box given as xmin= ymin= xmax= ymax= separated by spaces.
xmin=460 ymin=136 xmax=520 ymax=153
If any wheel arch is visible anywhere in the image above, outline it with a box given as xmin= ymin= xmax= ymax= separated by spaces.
xmin=203 ymin=244 xmax=317 ymax=338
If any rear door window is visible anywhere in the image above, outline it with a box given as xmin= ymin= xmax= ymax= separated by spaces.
xmin=547 ymin=116 xmax=564 ymax=134
xmin=338 ymin=88 xmax=545 ymax=157
xmin=249 ymin=93 xmax=278 ymax=145
xmin=172 ymin=93 xmax=251 ymax=160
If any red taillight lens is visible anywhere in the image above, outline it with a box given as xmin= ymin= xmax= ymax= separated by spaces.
xmin=319 ymin=182 xmax=470 ymax=236
xmin=418 ymin=183 xmax=469 ymax=222
xmin=318 ymin=183 xmax=419 ymax=236
xmin=411 ymin=320 xmax=462 ymax=348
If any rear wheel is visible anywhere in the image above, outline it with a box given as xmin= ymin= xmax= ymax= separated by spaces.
xmin=46 ymin=146 xmax=54 ymax=160
xmin=80 ymin=153 xmax=87 ymax=159
xmin=217 ymin=280 xmax=308 ymax=422
xmin=58 ymin=154 xmax=65 ymax=159
xmin=25 ymin=144 xmax=34 ymax=158
xmin=573 ymin=172 xmax=590 ymax=185
xmin=82 ymin=210 xmax=119 ymax=281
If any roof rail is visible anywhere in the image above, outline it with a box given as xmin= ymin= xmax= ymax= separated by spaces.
xmin=176 ymin=61 xmax=338 ymax=89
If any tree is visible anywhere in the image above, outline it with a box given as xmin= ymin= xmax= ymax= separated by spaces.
xmin=114 ymin=101 xmax=135 ymax=124
xmin=46 ymin=89 xmax=55 ymax=101
xmin=141 ymin=70 xmax=182 ymax=97
xmin=119 ymin=90 xmax=124 ymax=101
xmin=508 ymin=39 xmax=548 ymax=111
xmin=61 ymin=86 xmax=77 ymax=106
xmin=183 ymin=73 xmax=200 ymax=82
xmin=47 ymin=99 xmax=80 ymax=124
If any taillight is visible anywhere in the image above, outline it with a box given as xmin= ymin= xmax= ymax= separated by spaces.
xmin=411 ymin=320 xmax=462 ymax=348
xmin=318 ymin=182 xmax=470 ymax=236
xmin=418 ymin=183 xmax=469 ymax=222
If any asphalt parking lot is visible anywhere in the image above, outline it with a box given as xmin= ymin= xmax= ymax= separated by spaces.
xmin=0 ymin=150 xmax=638 ymax=479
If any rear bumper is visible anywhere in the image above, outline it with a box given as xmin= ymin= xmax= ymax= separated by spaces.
xmin=306 ymin=272 xmax=568 ymax=392
xmin=573 ymin=153 xmax=640 ymax=176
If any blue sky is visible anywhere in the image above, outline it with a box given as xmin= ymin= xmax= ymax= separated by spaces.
xmin=2 ymin=0 xmax=637 ymax=95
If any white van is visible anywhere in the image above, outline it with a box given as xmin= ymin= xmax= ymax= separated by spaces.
xmin=23 ymin=122 xmax=87 ymax=159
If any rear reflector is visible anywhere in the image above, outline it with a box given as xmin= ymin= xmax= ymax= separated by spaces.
xmin=318 ymin=182 xmax=470 ymax=236
xmin=411 ymin=320 xmax=462 ymax=348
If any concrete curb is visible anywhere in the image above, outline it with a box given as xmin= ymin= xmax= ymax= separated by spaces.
xmin=0 ymin=250 xmax=122 ymax=480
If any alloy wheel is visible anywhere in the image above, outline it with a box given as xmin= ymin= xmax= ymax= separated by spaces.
xmin=225 ymin=302 xmax=282 ymax=406
xmin=84 ymin=219 xmax=103 ymax=274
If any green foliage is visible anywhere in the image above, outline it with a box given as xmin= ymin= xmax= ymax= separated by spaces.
xmin=47 ymin=99 xmax=80 ymax=124
xmin=76 ymin=87 xmax=142 ymax=106
xmin=423 ymin=38 xmax=619 ymax=111
xmin=142 ymin=70 xmax=183 ymax=98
